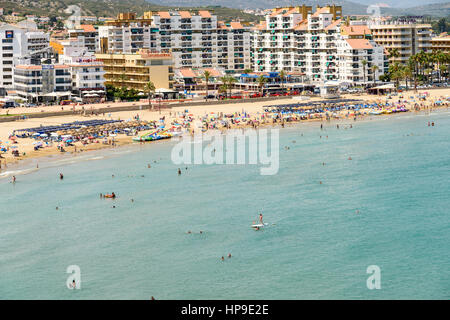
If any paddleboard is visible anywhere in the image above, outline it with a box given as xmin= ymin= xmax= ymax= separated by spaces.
xmin=251 ymin=223 xmax=268 ymax=228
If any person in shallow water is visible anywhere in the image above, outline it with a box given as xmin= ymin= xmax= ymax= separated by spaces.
xmin=59 ymin=173 xmax=64 ymax=180
xmin=259 ymin=213 xmax=263 ymax=224
xmin=178 ymin=168 xmax=181 ymax=175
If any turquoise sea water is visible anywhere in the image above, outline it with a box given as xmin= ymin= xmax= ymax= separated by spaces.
xmin=0 ymin=110 xmax=449 ymax=299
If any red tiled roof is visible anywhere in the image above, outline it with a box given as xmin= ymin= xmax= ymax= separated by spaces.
xmin=312 ymin=7 xmax=329 ymax=17
xmin=345 ymin=39 xmax=373 ymax=50
xmin=341 ymin=25 xmax=371 ymax=36
xmin=158 ymin=11 xmax=171 ymax=19
xmin=229 ymin=22 xmax=243 ymax=29
xmin=80 ymin=24 xmax=96 ymax=32
xmin=203 ymin=68 xmax=221 ymax=77
xmin=179 ymin=11 xmax=192 ymax=19
xmin=198 ymin=11 xmax=212 ymax=18
xmin=324 ymin=19 xmax=341 ymax=31
xmin=294 ymin=20 xmax=308 ymax=31
xmin=180 ymin=68 xmax=196 ymax=78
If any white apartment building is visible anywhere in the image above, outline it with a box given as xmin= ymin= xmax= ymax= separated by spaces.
xmin=0 ymin=22 xmax=49 ymax=89
xmin=253 ymin=6 xmax=385 ymax=84
xmin=14 ymin=64 xmax=72 ymax=102
xmin=58 ymin=39 xmax=105 ymax=96
xmin=253 ymin=6 xmax=342 ymax=82
xmin=337 ymin=38 xmax=385 ymax=84
xmin=368 ymin=19 xmax=432 ymax=63
xmin=338 ymin=24 xmax=386 ymax=83
xmin=98 ymin=11 xmax=251 ymax=72
xmin=216 ymin=21 xmax=251 ymax=72
xmin=68 ymin=24 xmax=99 ymax=53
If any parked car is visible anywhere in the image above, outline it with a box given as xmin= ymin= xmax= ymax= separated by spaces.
xmin=249 ymin=93 xmax=262 ymax=98
xmin=203 ymin=94 xmax=216 ymax=100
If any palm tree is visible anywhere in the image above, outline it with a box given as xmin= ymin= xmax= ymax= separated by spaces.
xmin=417 ymin=50 xmax=429 ymax=82
xmin=279 ymin=70 xmax=286 ymax=89
xmin=203 ymin=70 xmax=211 ymax=101
xmin=387 ymin=48 xmax=400 ymax=62
xmin=439 ymin=64 xmax=448 ymax=83
xmin=257 ymin=75 xmax=267 ymax=95
xmin=361 ymin=60 xmax=368 ymax=85
xmin=402 ymin=65 xmax=412 ymax=90
xmin=409 ymin=54 xmax=421 ymax=92
xmin=389 ymin=62 xmax=403 ymax=91
xmin=219 ymin=76 xmax=229 ymax=98
xmin=371 ymin=65 xmax=379 ymax=86
xmin=219 ymin=84 xmax=228 ymax=99
xmin=227 ymin=76 xmax=237 ymax=98
xmin=144 ymin=81 xmax=156 ymax=110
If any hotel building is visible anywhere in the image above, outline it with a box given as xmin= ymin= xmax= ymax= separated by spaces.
xmin=0 ymin=21 xmax=49 ymax=89
xmin=254 ymin=5 xmax=384 ymax=84
xmin=368 ymin=20 xmax=432 ymax=63
xmin=68 ymin=24 xmax=99 ymax=53
xmin=14 ymin=64 xmax=72 ymax=102
xmin=98 ymin=11 xmax=251 ymax=72
xmin=95 ymin=49 xmax=174 ymax=91
xmin=431 ymin=33 xmax=450 ymax=53
xmin=338 ymin=24 xmax=386 ymax=83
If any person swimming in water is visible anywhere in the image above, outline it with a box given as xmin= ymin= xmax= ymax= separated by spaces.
xmin=60 ymin=173 xmax=64 ymax=180
xmin=111 ymin=192 xmax=116 ymax=199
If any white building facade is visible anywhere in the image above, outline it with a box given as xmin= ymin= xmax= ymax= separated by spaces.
xmin=253 ymin=6 xmax=385 ymax=84
xmin=0 ymin=22 xmax=49 ymax=89
xmin=98 ymin=11 xmax=251 ymax=72
xmin=14 ymin=64 xmax=72 ymax=102
xmin=58 ymin=38 xmax=106 ymax=95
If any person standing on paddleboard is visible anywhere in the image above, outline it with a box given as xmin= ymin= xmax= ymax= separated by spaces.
xmin=259 ymin=213 xmax=263 ymax=224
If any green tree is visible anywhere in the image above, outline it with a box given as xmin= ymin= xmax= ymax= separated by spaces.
xmin=387 ymin=48 xmax=400 ymax=62
xmin=257 ymin=75 xmax=267 ymax=95
xmin=371 ymin=65 xmax=379 ymax=86
xmin=361 ymin=60 xmax=368 ymax=84
xmin=219 ymin=76 xmax=230 ymax=98
xmin=144 ymin=81 xmax=156 ymax=110
xmin=389 ymin=62 xmax=403 ymax=90
xmin=203 ymin=70 xmax=211 ymax=101
xmin=119 ymin=73 xmax=128 ymax=89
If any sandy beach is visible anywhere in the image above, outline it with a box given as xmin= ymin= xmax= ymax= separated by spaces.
xmin=1 ymin=88 xmax=449 ymax=172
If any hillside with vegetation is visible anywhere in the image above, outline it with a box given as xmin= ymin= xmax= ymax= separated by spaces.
xmin=0 ymin=0 xmax=261 ymax=22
